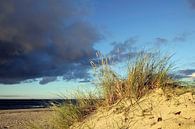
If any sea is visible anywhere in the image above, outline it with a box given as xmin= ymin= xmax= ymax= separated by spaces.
xmin=0 ymin=99 xmax=76 ymax=110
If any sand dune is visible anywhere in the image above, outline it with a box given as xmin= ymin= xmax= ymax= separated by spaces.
xmin=71 ymin=89 xmax=195 ymax=129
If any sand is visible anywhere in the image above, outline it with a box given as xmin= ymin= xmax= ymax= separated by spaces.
xmin=1 ymin=89 xmax=195 ymax=129
xmin=71 ymin=89 xmax=195 ymax=129
xmin=0 ymin=108 xmax=53 ymax=129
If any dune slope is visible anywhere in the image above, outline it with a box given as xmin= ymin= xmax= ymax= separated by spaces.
xmin=71 ymin=89 xmax=195 ymax=129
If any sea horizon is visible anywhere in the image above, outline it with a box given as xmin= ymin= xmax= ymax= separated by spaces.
xmin=0 ymin=99 xmax=75 ymax=110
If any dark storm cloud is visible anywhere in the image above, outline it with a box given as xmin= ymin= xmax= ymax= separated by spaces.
xmin=0 ymin=0 xmax=101 ymax=84
xmin=62 ymin=63 xmax=91 ymax=81
xmin=188 ymin=0 xmax=195 ymax=9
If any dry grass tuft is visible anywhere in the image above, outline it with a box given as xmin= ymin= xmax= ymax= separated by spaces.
xmin=90 ymin=52 xmax=180 ymax=105
xmin=50 ymin=90 xmax=102 ymax=129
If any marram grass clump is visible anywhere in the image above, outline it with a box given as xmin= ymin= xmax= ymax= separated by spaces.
xmin=91 ymin=52 xmax=178 ymax=105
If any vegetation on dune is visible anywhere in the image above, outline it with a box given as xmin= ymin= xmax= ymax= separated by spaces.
xmin=91 ymin=52 xmax=178 ymax=105
xmin=29 ymin=51 xmax=195 ymax=129
xmin=51 ymin=90 xmax=102 ymax=129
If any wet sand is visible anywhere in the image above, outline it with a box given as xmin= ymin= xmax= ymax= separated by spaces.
xmin=0 ymin=108 xmax=54 ymax=129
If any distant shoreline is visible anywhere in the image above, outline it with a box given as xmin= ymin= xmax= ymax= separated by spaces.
xmin=0 ymin=99 xmax=74 ymax=110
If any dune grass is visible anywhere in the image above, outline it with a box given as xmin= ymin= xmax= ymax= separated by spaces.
xmin=50 ymin=90 xmax=102 ymax=129
xmin=29 ymin=51 xmax=194 ymax=129
xmin=91 ymin=52 xmax=179 ymax=105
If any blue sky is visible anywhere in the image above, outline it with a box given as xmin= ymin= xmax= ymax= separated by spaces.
xmin=0 ymin=0 xmax=195 ymax=99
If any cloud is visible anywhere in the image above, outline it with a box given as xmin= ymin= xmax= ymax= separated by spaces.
xmin=0 ymin=0 xmax=101 ymax=84
xmin=172 ymin=69 xmax=195 ymax=80
xmin=173 ymin=32 xmax=192 ymax=42
xmin=39 ymin=76 xmax=57 ymax=85
xmin=62 ymin=63 xmax=91 ymax=81
xmin=106 ymin=37 xmax=156 ymax=63
xmin=0 ymin=95 xmax=27 ymax=98
xmin=187 ymin=0 xmax=195 ymax=9
xmin=110 ymin=37 xmax=137 ymax=54
xmin=152 ymin=31 xmax=194 ymax=48
xmin=170 ymin=73 xmax=188 ymax=79
xmin=78 ymin=80 xmax=91 ymax=83
xmin=153 ymin=37 xmax=168 ymax=46
xmin=108 ymin=37 xmax=138 ymax=62
xmin=169 ymin=69 xmax=195 ymax=80
xmin=178 ymin=69 xmax=195 ymax=75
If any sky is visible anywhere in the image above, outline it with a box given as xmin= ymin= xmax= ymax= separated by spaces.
xmin=0 ymin=0 xmax=195 ymax=99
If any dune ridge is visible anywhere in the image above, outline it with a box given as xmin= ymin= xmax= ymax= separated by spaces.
xmin=71 ymin=88 xmax=195 ymax=129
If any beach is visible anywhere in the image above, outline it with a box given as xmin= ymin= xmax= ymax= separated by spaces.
xmin=0 ymin=108 xmax=53 ymax=129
